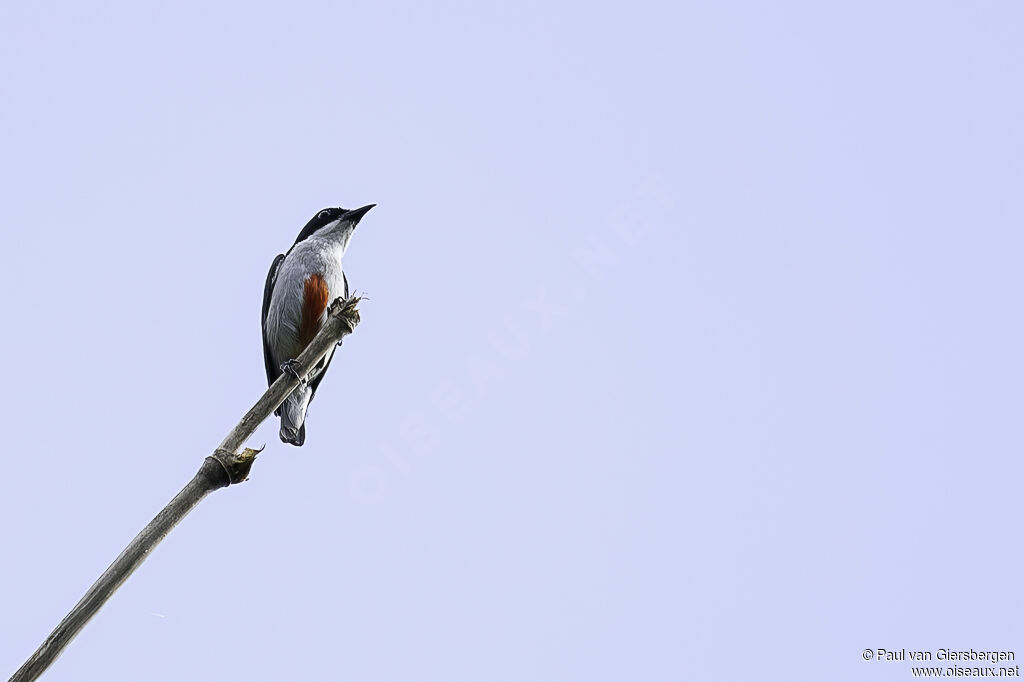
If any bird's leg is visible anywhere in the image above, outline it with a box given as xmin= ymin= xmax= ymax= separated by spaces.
xmin=280 ymin=359 xmax=307 ymax=386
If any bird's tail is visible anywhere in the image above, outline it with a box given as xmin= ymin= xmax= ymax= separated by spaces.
xmin=279 ymin=384 xmax=312 ymax=446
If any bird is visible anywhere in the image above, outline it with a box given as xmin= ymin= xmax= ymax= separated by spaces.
xmin=261 ymin=204 xmax=374 ymax=446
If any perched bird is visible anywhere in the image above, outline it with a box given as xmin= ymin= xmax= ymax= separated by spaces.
xmin=262 ymin=204 xmax=374 ymax=445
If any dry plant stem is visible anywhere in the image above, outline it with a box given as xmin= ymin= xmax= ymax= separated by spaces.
xmin=9 ymin=296 xmax=361 ymax=682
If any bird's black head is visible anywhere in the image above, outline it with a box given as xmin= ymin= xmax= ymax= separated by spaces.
xmin=309 ymin=207 xmax=347 ymax=231
xmin=293 ymin=204 xmax=375 ymax=247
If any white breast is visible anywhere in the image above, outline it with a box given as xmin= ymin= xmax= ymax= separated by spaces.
xmin=265 ymin=236 xmax=346 ymax=362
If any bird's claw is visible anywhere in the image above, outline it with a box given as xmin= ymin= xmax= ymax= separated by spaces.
xmin=281 ymin=359 xmax=307 ymax=385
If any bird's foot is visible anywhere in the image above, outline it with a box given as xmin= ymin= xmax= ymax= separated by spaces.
xmin=280 ymin=359 xmax=307 ymax=385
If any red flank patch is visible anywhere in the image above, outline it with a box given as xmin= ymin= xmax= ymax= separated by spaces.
xmin=299 ymin=273 xmax=329 ymax=347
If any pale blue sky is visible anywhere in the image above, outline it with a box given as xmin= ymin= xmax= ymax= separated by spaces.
xmin=2 ymin=2 xmax=1022 ymax=680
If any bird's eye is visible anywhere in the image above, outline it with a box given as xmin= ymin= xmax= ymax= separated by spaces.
xmin=318 ymin=210 xmax=331 ymax=220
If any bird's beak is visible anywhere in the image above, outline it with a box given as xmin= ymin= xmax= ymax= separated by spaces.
xmin=343 ymin=204 xmax=376 ymax=224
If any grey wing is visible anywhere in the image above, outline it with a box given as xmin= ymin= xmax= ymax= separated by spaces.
xmin=262 ymin=254 xmax=286 ymax=387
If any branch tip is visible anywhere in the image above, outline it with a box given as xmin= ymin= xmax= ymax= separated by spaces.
xmin=329 ymin=295 xmax=362 ymax=328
